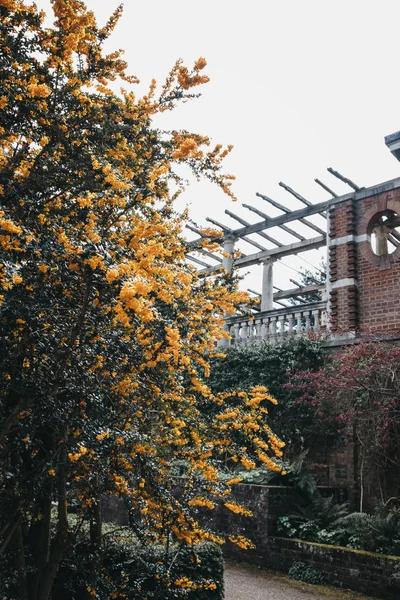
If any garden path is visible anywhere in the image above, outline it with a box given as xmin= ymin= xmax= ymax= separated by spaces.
xmin=224 ymin=561 xmax=376 ymax=600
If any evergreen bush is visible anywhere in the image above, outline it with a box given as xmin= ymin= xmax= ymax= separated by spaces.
xmin=51 ymin=533 xmax=224 ymax=600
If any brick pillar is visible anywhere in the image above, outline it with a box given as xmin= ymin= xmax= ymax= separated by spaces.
xmin=328 ymin=199 xmax=359 ymax=334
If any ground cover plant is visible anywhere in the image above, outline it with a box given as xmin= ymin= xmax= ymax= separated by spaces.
xmin=0 ymin=1 xmax=285 ymax=598
xmin=277 ymin=499 xmax=400 ymax=556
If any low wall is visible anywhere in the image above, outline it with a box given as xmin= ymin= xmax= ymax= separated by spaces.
xmin=102 ymin=483 xmax=400 ymax=598
xmin=226 ymin=537 xmax=400 ymax=599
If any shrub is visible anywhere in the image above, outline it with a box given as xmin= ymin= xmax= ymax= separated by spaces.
xmin=52 ymin=531 xmax=224 ymax=600
xmin=277 ymin=501 xmax=400 ymax=556
xmin=209 ymin=338 xmax=328 ymax=455
xmin=288 ymin=561 xmax=325 ymax=585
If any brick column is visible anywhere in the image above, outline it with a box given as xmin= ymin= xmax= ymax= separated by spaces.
xmin=328 ymin=198 xmax=359 ymax=334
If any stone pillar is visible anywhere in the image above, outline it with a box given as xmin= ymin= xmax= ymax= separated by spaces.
xmin=222 ymin=235 xmax=235 ymax=273
xmin=261 ymin=258 xmax=275 ymax=311
xmin=218 ymin=235 xmax=236 ymax=347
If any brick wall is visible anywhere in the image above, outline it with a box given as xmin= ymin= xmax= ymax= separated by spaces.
xmin=356 ymin=189 xmax=400 ymax=335
xmin=102 ymin=483 xmax=400 ymax=597
xmin=329 ymin=187 xmax=400 ymax=336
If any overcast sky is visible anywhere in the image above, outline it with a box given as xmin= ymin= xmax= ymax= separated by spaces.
xmin=37 ymin=0 xmax=400 ymax=295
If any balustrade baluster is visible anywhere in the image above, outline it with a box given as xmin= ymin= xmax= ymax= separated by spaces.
xmin=312 ymin=309 xmax=320 ymax=332
xmin=248 ymin=318 xmax=254 ymax=344
xmin=240 ymin=321 xmax=248 ymax=345
xmin=288 ymin=313 xmax=294 ymax=334
xmin=305 ymin=311 xmax=311 ymax=332
xmin=255 ymin=319 xmax=262 ymax=343
xmin=261 ymin=318 xmax=269 ymax=341
xmin=270 ymin=315 xmax=277 ymax=339
xmin=278 ymin=314 xmax=286 ymax=337
xmin=295 ymin=312 xmax=302 ymax=335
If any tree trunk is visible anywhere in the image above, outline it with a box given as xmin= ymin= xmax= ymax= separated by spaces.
xmin=28 ymin=483 xmax=53 ymax=600
xmin=10 ymin=523 xmax=28 ymax=600
xmin=85 ymin=486 xmax=103 ymax=600
xmin=35 ymin=447 xmax=68 ymax=600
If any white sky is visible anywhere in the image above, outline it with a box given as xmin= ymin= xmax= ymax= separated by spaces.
xmin=37 ymin=0 xmax=400 ymax=296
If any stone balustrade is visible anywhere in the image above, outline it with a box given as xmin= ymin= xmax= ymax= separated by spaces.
xmin=225 ymin=301 xmax=327 ymax=345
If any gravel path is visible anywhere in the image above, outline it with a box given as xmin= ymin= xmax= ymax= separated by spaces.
xmin=224 ymin=561 xmax=374 ymax=600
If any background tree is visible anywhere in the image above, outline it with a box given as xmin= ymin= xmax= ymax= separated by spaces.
xmin=0 ymin=1 xmax=284 ymax=598
xmin=288 ymin=259 xmax=326 ymax=305
xmin=302 ymin=342 xmax=400 ymax=510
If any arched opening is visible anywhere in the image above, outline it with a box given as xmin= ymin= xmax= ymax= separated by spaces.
xmin=369 ymin=210 xmax=400 ymax=256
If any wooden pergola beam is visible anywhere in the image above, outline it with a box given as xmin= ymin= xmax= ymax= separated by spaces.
xmin=225 ymin=209 xmax=284 ymax=247
xmin=243 ymin=203 xmax=306 ymax=241
xmin=198 ymin=248 xmax=223 ymax=263
xmin=278 ymin=181 xmax=312 ymax=207
xmin=327 ymin=167 xmax=361 ymax=191
xmin=188 ymin=177 xmax=400 ymax=251
xmin=231 ymin=196 xmax=349 ymax=239
xmin=274 ymin=299 xmax=291 ymax=308
xmin=240 ymin=236 xmax=267 ymax=251
xmin=198 ymin=235 xmax=326 ymax=274
xmin=186 ymin=224 xmax=203 ymax=236
xmin=274 ymin=283 xmax=325 ymax=300
xmin=234 ymin=235 xmax=326 ymax=266
xmin=256 ymin=192 xmax=325 ymax=235
xmin=205 ymin=217 xmax=234 ymax=234
xmin=314 ymin=178 xmax=338 ymax=198
xmin=186 ymin=255 xmax=212 ymax=268
xmin=248 ymin=288 xmax=261 ymax=296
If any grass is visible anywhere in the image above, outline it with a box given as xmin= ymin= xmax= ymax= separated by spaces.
xmin=282 ymin=574 xmax=380 ymax=599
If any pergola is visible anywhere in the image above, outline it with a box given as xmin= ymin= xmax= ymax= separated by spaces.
xmin=186 ymin=167 xmax=366 ymax=312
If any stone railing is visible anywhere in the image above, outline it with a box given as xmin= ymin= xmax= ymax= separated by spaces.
xmin=225 ymin=301 xmax=327 ymax=345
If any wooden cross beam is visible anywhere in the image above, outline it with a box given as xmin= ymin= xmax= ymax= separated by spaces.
xmin=188 ymin=177 xmax=400 ymax=254
xmin=234 ymin=235 xmax=326 ymax=266
xmin=314 ymin=178 xmax=338 ymax=198
xmin=205 ymin=217 xmax=234 ymax=233
xmin=186 ymin=255 xmax=212 ymax=268
xmin=186 ymin=224 xmax=203 ymax=236
xmin=274 ymin=283 xmax=325 ymax=300
xmin=198 ymin=235 xmax=326 ymax=274
xmin=327 ymin=167 xmax=361 ymax=191
xmin=231 ymin=196 xmax=349 ymax=239
xmin=240 ymin=236 xmax=267 ymax=251
xmin=256 ymin=192 xmax=325 ymax=234
xmin=243 ymin=203 xmax=306 ymax=241
xmin=225 ymin=209 xmax=284 ymax=247
xmin=278 ymin=182 xmax=312 ymax=207
xmin=198 ymin=248 xmax=223 ymax=263
xmin=274 ymin=299 xmax=291 ymax=307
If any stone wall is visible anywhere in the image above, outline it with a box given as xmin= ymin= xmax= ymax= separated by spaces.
xmin=101 ymin=483 xmax=400 ymax=598
xmin=212 ymin=484 xmax=399 ymax=598
xmin=226 ymin=537 xmax=400 ymax=600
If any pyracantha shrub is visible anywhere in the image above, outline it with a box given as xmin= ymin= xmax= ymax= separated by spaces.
xmin=0 ymin=1 xmax=284 ymax=598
